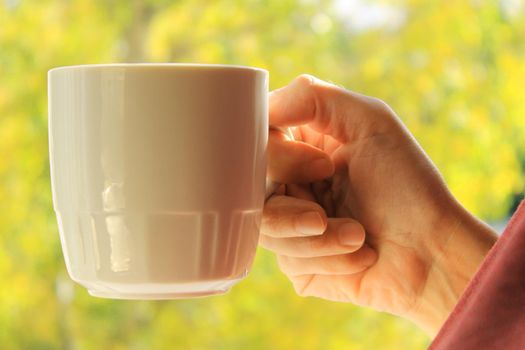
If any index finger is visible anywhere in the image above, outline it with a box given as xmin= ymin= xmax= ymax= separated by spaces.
xmin=269 ymin=74 xmax=393 ymax=143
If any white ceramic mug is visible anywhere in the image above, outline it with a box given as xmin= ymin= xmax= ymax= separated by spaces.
xmin=48 ymin=64 xmax=269 ymax=299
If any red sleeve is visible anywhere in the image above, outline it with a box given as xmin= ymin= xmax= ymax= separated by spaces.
xmin=430 ymin=201 xmax=525 ymax=349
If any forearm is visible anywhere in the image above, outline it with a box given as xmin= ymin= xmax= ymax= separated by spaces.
xmin=408 ymin=204 xmax=498 ymax=337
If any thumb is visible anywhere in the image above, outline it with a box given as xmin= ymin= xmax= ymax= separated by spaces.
xmin=269 ymin=74 xmax=390 ymax=143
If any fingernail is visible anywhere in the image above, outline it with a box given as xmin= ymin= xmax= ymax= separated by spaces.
xmin=306 ymin=158 xmax=332 ymax=176
xmin=295 ymin=212 xmax=325 ymax=236
xmin=338 ymin=223 xmax=365 ymax=246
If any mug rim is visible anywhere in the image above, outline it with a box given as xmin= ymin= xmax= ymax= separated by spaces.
xmin=48 ymin=63 xmax=268 ymax=75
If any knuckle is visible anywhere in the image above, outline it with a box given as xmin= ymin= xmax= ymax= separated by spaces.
xmin=295 ymin=73 xmax=340 ymax=92
xmin=294 ymin=74 xmax=327 ymax=97
xmin=368 ymin=97 xmax=395 ymax=117
xmin=294 ymin=73 xmax=316 ymax=88
xmin=362 ymin=96 xmax=400 ymax=130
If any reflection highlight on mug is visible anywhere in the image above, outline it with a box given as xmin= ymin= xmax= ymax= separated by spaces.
xmin=105 ymin=215 xmax=132 ymax=272
xmin=96 ymin=205 xmax=262 ymax=276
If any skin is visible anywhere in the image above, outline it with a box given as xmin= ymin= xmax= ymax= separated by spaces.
xmin=260 ymin=74 xmax=498 ymax=337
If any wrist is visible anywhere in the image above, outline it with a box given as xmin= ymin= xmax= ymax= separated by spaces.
xmin=408 ymin=201 xmax=497 ymax=337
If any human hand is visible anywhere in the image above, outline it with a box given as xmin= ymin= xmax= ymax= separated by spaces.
xmin=260 ymin=75 xmax=497 ymax=336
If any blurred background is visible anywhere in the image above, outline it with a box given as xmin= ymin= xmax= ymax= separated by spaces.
xmin=1 ymin=0 xmax=525 ymax=349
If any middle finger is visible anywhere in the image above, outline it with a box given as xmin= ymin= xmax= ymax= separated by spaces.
xmin=260 ymin=218 xmax=366 ymax=257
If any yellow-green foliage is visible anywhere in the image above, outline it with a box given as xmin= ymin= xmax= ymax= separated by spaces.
xmin=1 ymin=0 xmax=524 ymax=349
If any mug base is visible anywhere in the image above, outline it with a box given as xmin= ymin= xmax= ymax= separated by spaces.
xmin=88 ymin=288 xmax=229 ymax=300
xmin=83 ymin=275 xmax=245 ymax=300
